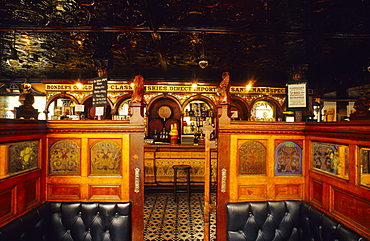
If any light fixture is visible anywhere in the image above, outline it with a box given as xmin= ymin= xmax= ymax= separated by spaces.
xmin=7 ymin=46 xmax=19 ymax=67
xmin=198 ymin=33 xmax=208 ymax=69
xmin=198 ymin=56 xmax=208 ymax=69
xmin=245 ymin=80 xmax=256 ymax=92
xmin=7 ymin=31 xmax=19 ymax=67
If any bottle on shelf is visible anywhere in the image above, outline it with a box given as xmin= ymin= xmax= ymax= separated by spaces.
xmin=189 ymin=104 xmax=194 ymax=116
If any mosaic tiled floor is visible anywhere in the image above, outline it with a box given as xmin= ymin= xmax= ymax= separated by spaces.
xmin=144 ymin=193 xmax=216 ymax=241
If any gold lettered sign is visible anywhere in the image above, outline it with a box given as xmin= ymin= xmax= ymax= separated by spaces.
xmin=230 ymin=86 xmax=286 ymax=94
xmin=108 ymin=84 xmax=133 ymax=91
xmin=144 ymin=85 xmax=218 ymax=93
xmin=45 ymin=83 xmax=286 ymax=95
xmin=45 ymin=84 xmax=93 ymax=91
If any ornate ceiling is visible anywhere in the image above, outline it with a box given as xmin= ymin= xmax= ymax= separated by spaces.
xmin=0 ymin=0 xmax=369 ymax=97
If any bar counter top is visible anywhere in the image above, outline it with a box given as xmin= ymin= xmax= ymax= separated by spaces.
xmin=144 ymin=143 xmax=205 ymax=149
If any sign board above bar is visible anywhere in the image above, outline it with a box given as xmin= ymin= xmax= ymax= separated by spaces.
xmin=45 ymin=84 xmax=286 ymax=95
xmin=92 ymin=76 xmax=108 ymax=107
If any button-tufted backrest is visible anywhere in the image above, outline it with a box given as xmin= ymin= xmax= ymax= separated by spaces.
xmin=0 ymin=202 xmax=50 ymax=241
xmin=227 ymin=201 xmax=367 ymax=241
xmin=0 ymin=202 xmax=131 ymax=241
xmin=226 ymin=201 xmax=302 ymax=241
xmin=300 ymin=202 xmax=366 ymax=241
xmin=45 ymin=202 xmax=131 ymax=241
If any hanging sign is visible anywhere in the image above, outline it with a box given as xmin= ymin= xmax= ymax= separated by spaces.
xmin=287 ymin=82 xmax=307 ymax=108
xmin=92 ymin=76 xmax=108 ymax=107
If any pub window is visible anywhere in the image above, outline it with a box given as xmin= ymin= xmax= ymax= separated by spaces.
xmin=312 ymin=142 xmax=348 ymax=179
xmin=275 ymin=141 xmax=302 ymax=175
xmin=114 ymin=99 xmax=131 ymax=120
xmin=250 ymin=101 xmax=275 ymax=121
xmin=239 ymin=140 xmax=266 ymax=175
xmin=359 ymin=147 xmax=370 ymax=187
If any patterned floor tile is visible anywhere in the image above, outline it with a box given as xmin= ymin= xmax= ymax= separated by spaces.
xmin=144 ymin=193 xmax=216 ymax=241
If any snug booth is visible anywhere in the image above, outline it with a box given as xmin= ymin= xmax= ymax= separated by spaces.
xmin=0 ymin=202 xmax=131 ymax=241
xmin=226 ymin=200 xmax=367 ymax=241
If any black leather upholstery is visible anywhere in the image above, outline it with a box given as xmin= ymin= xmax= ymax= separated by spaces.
xmin=227 ymin=201 xmax=367 ymax=241
xmin=0 ymin=202 xmax=131 ymax=241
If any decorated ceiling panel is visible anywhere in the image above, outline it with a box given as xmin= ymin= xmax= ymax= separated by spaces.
xmin=0 ymin=0 xmax=369 ymax=96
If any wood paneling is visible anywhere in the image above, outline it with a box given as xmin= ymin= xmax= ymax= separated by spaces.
xmin=47 ymin=184 xmax=80 ymax=200
xmin=274 ymin=184 xmax=302 ymax=199
xmin=310 ymin=178 xmax=323 ymax=207
xmin=221 ymin=121 xmax=370 ymax=239
xmin=0 ymin=187 xmax=14 ymax=223
xmin=45 ymin=126 xmax=132 ymax=201
xmin=0 ymin=120 xmax=46 ymax=226
xmin=227 ymin=125 xmax=306 ymax=202
xmin=89 ymin=185 xmax=121 ymax=200
xmin=332 ymin=188 xmax=370 ymax=235
xmin=25 ymin=177 xmax=39 ymax=208
xmin=238 ymin=185 xmax=267 ymax=200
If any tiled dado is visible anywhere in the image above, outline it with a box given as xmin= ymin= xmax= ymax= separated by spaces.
xmin=155 ymin=151 xmax=217 ymax=159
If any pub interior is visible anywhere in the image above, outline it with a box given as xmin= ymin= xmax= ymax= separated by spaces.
xmin=0 ymin=1 xmax=370 ymax=241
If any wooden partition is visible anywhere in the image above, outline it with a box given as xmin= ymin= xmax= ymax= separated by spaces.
xmin=45 ymin=120 xmax=144 ymax=240
xmin=0 ymin=119 xmax=47 ymax=225
xmin=216 ymin=120 xmax=370 ymax=240
xmin=305 ymin=122 xmax=370 ymax=239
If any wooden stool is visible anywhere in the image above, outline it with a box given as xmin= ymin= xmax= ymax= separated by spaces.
xmin=172 ymin=165 xmax=191 ymax=202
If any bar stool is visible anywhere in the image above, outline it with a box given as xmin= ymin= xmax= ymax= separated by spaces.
xmin=172 ymin=165 xmax=191 ymax=202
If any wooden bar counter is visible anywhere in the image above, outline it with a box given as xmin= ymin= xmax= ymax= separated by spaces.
xmin=144 ymin=143 xmax=217 ymax=187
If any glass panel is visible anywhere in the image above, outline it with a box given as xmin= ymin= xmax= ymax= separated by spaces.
xmin=275 ymin=141 xmax=302 ymax=175
xmin=90 ymin=140 xmax=121 ymax=175
xmin=8 ymin=140 xmax=39 ymax=175
xmin=250 ymin=101 xmax=275 ymax=121
xmin=359 ymin=147 xmax=370 ymax=188
xmin=115 ymin=99 xmax=131 ymax=120
xmin=49 ymin=140 xmax=80 ymax=176
xmin=312 ymin=142 xmax=348 ymax=179
xmin=239 ymin=141 xmax=266 ymax=175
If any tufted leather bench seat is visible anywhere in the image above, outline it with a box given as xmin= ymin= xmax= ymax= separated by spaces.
xmin=0 ymin=202 xmax=131 ymax=241
xmin=227 ymin=200 xmax=367 ymax=241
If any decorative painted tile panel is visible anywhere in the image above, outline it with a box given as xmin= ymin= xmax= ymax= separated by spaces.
xmin=275 ymin=141 xmax=302 ymax=175
xmin=90 ymin=140 xmax=121 ymax=175
xmin=239 ymin=141 xmax=266 ymax=174
xmin=8 ymin=140 xmax=38 ymax=174
xmin=49 ymin=140 xmax=80 ymax=175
